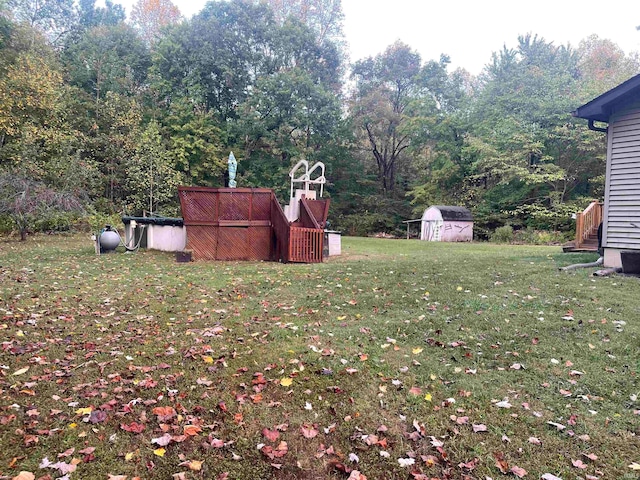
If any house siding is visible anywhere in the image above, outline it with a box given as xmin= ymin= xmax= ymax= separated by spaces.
xmin=603 ymin=107 xmax=640 ymax=255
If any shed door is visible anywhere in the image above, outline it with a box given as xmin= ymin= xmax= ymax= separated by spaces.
xmin=422 ymin=220 xmax=443 ymax=241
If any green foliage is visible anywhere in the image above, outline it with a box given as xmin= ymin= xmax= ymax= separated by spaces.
xmin=0 ymin=213 xmax=14 ymax=233
xmin=153 ymin=0 xmax=278 ymax=118
xmin=86 ymin=210 xmax=122 ymax=232
xmin=334 ymin=212 xmax=396 ymax=236
xmin=331 ymin=194 xmax=411 ymax=237
xmin=159 ymin=99 xmax=225 ymax=187
xmin=8 ymin=0 xmax=76 ymax=45
xmin=77 ymin=0 xmax=125 ymax=29
xmin=1 ymin=0 xmax=637 ymax=240
xmin=510 ymin=202 xmax=576 ymax=231
xmin=124 ymin=120 xmax=183 ymax=214
xmin=33 ymin=210 xmax=81 ymax=232
xmin=512 ymin=227 xmax=572 ymax=245
xmin=490 ymin=224 xmax=514 ymax=243
xmin=63 ymin=23 xmax=151 ymax=100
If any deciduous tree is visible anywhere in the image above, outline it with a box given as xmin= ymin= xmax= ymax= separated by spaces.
xmin=7 ymin=0 xmax=76 ymax=45
xmin=125 ymin=120 xmax=183 ymax=214
xmin=259 ymin=0 xmax=343 ymax=44
xmin=350 ymin=42 xmax=452 ymax=194
xmin=131 ymin=0 xmax=181 ymax=46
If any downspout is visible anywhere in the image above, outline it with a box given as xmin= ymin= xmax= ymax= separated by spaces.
xmin=588 ymin=119 xmax=607 ymax=133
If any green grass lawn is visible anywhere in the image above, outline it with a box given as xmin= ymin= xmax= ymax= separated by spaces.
xmin=0 ymin=235 xmax=638 ymax=480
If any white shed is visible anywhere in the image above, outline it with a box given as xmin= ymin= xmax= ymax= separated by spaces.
xmin=420 ymin=206 xmax=473 ymax=242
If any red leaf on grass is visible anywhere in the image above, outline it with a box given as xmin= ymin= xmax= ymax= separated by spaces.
xmin=57 ymin=448 xmax=75 ymax=458
xmin=89 ymin=410 xmax=107 ymax=424
xmin=184 ymin=425 xmax=202 ymax=436
xmin=511 ymin=465 xmax=528 ymax=477
xmin=262 ymin=428 xmax=279 ymax=442
xmin=261 ymin=441 xmax=288 ymax=459
xmin=458 ymin=458 xmax=479 ymax=470
xmin=121 ymin=422 xmax=145 ymax=433
xmin=572 ymin=459 xmax=587 ymax=469
xmin=301 ymin=424 xmax=319 ymax=439
xmin=472 ymin=424 xmax=487 ymax=432
xmin=152 ymin=406 xmax=176 ymax=422
xmin=347 ymin=471 xmax=368 ymax=480
xmin=493 ymin=452 xmax=509 ymax=473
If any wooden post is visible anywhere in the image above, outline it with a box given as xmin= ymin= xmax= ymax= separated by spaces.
xmin=575 ymin=213 xmax=583 ymax=248
xmin=407 ymin=222 xmax=410 ymax=240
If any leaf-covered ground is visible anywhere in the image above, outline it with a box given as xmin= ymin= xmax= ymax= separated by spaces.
xmin=0 ymin=235 xmax=638 ymax=480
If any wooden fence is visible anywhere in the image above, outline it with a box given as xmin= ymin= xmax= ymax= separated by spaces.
xmin=178 ymin=187 xmax=326 ymax=263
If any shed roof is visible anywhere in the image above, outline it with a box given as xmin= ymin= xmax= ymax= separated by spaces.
xmin=573 ymin=74 xmax=640 ymax=123
xmin=430 ymin=206 xmax=473 ymax=222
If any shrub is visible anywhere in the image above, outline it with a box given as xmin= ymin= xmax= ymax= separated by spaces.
xmin=34 ymin=212 xmax=81 ymax=233
xmin=0 ymin=214 xmax=14 ymax=235
xmin=512 ymin=228 xmax=572 ymax=245
xmin=490 ymin=225 xmax=514 ymax=243
xmin=333 ymin=212 xmax=397 ymax=237
xmin=87 ymin=212 xmax=123 ymax=233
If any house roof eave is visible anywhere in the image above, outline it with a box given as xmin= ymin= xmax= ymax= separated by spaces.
xmin=573 ymin=73 xmax=640 ymax=123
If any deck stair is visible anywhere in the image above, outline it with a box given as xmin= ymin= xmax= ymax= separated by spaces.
xmin=563 ymin=201 xmax=602 ymax=253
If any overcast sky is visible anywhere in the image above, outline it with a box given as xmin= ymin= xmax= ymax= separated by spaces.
xmin=107 ymin=0 xmax=640 ymax=75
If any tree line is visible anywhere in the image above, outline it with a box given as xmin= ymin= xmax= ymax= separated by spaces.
xmin=1 ymin=0 xmax=638 ymax=239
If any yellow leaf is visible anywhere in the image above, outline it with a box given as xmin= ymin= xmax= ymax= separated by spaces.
xmin=75 ymin=407 xmax=93 ymax=415
xmin=430 ymin=374 xmax=437 ymax=381
xmin=68 ymin=423 xmax=77 ymax=429
xmin=412 ymin=347 xmax=423 ymax=354
xmin=337 ymin=316 xmax=346 ymax=321
xmin=456 ymin=286 xmax=463 ymax=291
xmin=125 ymin=452 xmax=135 ymax=461
xmin=202 ymin=356 xmax=214 ymax=364
xmin=153 ymin=447 xmax=166 ymax=457
xmin=424 ymin=291 xmax=429 ymax=296
xmin=280 ymin=377 xmax=293 ymax=387
xmin=424 ymin=393 xmax=432 ymax=402
xmin=12 ymin=367 xmax=29 ymax=376
xmin=188 ymin=460 xmax=203 ymax=471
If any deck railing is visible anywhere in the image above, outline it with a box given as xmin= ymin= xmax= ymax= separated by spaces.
xmin=575 ymin=201 xmax=603 ymax=249
xmin=289 ymin=227 xmax=324 ymax=263
xmin=270 ymin=194 xmax=291 ymax=262
xmin=299 ymin=197 xmax=321 ymax=229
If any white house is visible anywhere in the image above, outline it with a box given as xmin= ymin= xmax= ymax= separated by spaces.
xmin=573 ymin=74 xmax=640 ymax=270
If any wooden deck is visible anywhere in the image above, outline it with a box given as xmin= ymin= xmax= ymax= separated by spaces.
xmin=178 ymin=187 xmax=329 ymax=263
xmin=563 ymin=201 xmax=602 ymax=253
